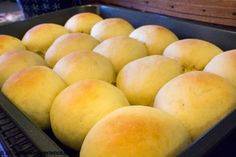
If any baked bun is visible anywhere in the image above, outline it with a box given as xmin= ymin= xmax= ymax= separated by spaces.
xmin=93 ymin=36 xmax=148 ymax=72
xmin=0 ymin=35 xmax=25 ymax=55
xmin=50 ymin=79 xmax=129 ymax=150
xmin=53 ymin=51 xmax=116 ymax=84
xmin=204 ymin=49 xmax=236 ymax=86
xmin=80 ymin=106 xmax=191 ymax=157
xmin=129 ymin=25 xmax=178 ymax=55
xmin=117 ymin=55 xmax=183 ymax=106
xmin=45 ymin=33 xmax=99 ymax=67
xmin=65 ymin=12 xmax=103 ymax=33
xmin=91 ymin=18 xmax=134 ymax=41
xmin=154 ymin=71 xmax=236 ymax=140
xmin=22 ymin=23 xmax=69 ymax=56
xmin=0 ymin=50 xmax=46 ymax=87
xmin=2 ymin=66 xmax=66 ymax=129
xmin=163 ymin=39 xmax=222 ymax=72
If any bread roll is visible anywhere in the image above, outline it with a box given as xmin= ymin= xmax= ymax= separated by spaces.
xmin=2 ymin=66 xmax=66 ymax=129
xmin=65 ymin=12 xmax=103 ymax=33
xmin=91 ymin=18 xmax=134 ymax=41
xmin=129 ymin=25 xmax=178 ymax=55
xmin=163 ymin=39 xmax=222 ymax=72
xmin=0 ymin=50 xmax=46 ymax=87
xmin=50 ymin=79 xmax=129 ymax=150
xmin=22 ymin=23 xmax=69 ymax=56
xmin=81 ymin=106 xmax=191 ymax=157
xmin=0 ymin=35 xmax=25 ymax=55
xmin=93 ymin=36 xmax=148 ymax=72
xmin=117 ymin=55 xmax=183 ymax=106
xmin=53 ymin=51 xmax=116 ymax=84
xmin=204 ymin=49 xmax=236 ymax=86
xmin=154 ymin=71 xmax=236 ymax=140
xmin=45 ymin=33 xmax=99 ymax=67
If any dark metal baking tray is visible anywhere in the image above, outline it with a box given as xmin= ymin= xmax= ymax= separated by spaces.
xmin=0 ymin=4 xmax=236 ymax=157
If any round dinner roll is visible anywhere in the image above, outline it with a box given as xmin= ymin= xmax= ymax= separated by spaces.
xmin=154 ymin=71 xmax=236 ymax=140
xmin=22 ymin=23 xmax=69 ymax=56
xmin=91 ymin=18 xmax=134 ymax=41
xmin=0 ymin=35 xmax=25 ymax=55
xmin=117 ymin=55 xmax=183 ymax=106
xmin=50 ymin=80 xmax=130 ymax=150
xmin=80 ymin=106 xmax=191 ymax=157
xmin=65 ymin=12 xmax=103 ymax=33
xmin=53 ymin=51 xmax=116 ymax=84
xmin=204 ymin=49 xmax=236 ymax=86
xmin=129 ymin=25 xmax=178 ymax=55
xmin=0 ymin=50 xmax=46 ymax=87
xmin=163 ymin=39 xmax=222 ymax=72
xmin=2 ymin=66 xmax=67 ymax=129
xmin=93 ymin=36 xmax=148 ymax=72
xmin=45 ymin=33 xmax=99 ymax=67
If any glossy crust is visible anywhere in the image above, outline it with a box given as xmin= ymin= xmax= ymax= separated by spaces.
xmin=129 ymin=25 xmax=178 ymax=55
xmin=93 ymin=36 xmax=148 ymax=72
xmin=45 ymin=33 xmax=99 ymax=67
xmin=204 ymin=49 xmax=236 ymax=86
xmin=50 ymin=80 xmax=129 ymax=150
xmin=0 ymin=50 xmax=46 ymax=87
xmin=22 ymin=23 xmax=69 ymax=55
xmin=154 ymin=71 xmax=236 ymax=140
xmin=0 ymin=35 xmax=25 ymax=55
xmin=163 ymin=39 xmax=222 ymax=72
xmin=53 ymin=51 xmax=116 ymax=84
xmin=65 ymin=12 xmax=103 ymax=33
xmin=117 ymin=55 xmax=183 ymax=106
xmin=91 ymin=18 xmax=134 ymax=41
xmin=80 ymin=106 xmax=191 ymax=157
xmin=2 ymin=66 xmax=66 ymax=129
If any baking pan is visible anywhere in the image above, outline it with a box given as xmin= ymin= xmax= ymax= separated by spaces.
xmin=0 ymin=92 xmax=67 ymax=157
xmin=0 ymin=4 xmax=236 ymax=157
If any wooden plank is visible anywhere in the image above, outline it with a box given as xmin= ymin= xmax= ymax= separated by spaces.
xmin=122 ymin=0 xmax=236 ymax=19
xmin=172 ymin=0 xmax=236 ymax=8
xmin=147 ymin=4 xmax=236 ymax=26
xmin=102 ymin=0 xmax=236 ymax=26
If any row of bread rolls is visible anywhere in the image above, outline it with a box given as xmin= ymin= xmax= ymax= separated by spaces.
xmin=0 ymin=11 xmax=236 ymax=157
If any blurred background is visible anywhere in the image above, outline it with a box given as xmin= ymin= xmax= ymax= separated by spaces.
xmin=0 ymin=0 xmax=98 ymax=25
xmin=0 ymin=0 xmax=23 ymax=25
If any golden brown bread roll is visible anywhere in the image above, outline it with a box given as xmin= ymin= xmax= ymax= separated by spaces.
xmin=0 ymin=50 xmax=46 ymax=87
xmin=65 ymin=12 xmax=103 ymax=33
xmin=204 ymin=49 xmax=236 ymax=86
xmin=50 ymin=79 xmax=129 ymax=150
xmin=0 ymin=35 xmax=25 ymax=55
xmin=53 ymin=51 xmax=116 ymax=84
xmin=93 ymin=36 xmax=148 ymax=72
xmin=154 ymin=71 xmax=236 ymax=140
xmin=91 ymin=18 xmax=134 ymax=41
xmin=163 ymin=39 xmax=222 ymax=72
xmin=22 ymin=23 xmax=69 ymax=56
xmin=80 ymin=105 xmax=191 ymax=157
xmin=129 ymin=25 xmax=178 ymax=55
xmin=2 ymin=66 xmax=67 ymax=129
xmin=45 ymin=33 xmax=99 ymax=67
xmin=117 ymin=55 xmax=183 ymax=106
